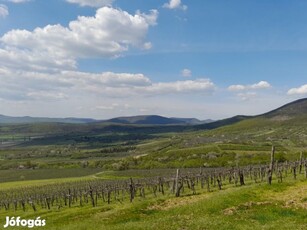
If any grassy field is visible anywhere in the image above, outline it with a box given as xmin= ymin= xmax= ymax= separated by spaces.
xmin=0 ymin=168 xmax=103 ymax=183
xmin=0 ymin=174 xmax=306 ymax=229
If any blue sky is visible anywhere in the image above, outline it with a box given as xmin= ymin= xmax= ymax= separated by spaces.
xmin=0 ymin=0 xmax=306 ymax=119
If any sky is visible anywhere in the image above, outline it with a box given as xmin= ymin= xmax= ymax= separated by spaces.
xmin=0 ymin=0 xmax=307 ymax=120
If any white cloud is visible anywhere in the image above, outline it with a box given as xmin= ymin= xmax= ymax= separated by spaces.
xmin=0 ymin=4 xmax=8 ymax=18
xmin=228 ymin=81 xmax=271 ymax=91
xmin=163 ymin=0 xmax=187 ymax=10
xmin=62 ymin=71 xmax=152 ymax=90
xmin=237 ymin=92 xmax=257 ymax=101
xmin=0 ymin=7 xmax=158 ymax=71
xmin=140 ymin=79 xmax=215 ymax=95
xmin=250 ymin=81 xmax=271 ymax=89
xmin=0 ymin=67 xmax=216 ymax=101
xmin=143 ymin=42 xmax=152 ymax=50
xmin=26 ymin=91 xmax=68 ymax=100
xmin=66 ymin=0 xmax=113 ymax=7
xmin=228 ymin=84 xmax=245 ymax=91
xmin=65 ymin=73 xmax=215 ymax=97
xmin=181 ymin=68 xmax=192 ymax=77
xmin=0 ymin=3 xmax=221 ymax=119
xmin=287 ymin=84 xmax=307 ymax=95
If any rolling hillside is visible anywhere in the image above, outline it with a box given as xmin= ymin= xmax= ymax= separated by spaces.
xmin=193 ymin=98 xmax=307 ymax=147
xmin=261 ymin=98 xmax=307 ymax=118
xmin=196 ymin=98 xmax=307 ymax=131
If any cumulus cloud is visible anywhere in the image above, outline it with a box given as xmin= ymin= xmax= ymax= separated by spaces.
xmin=181 ymin=68 xmax=192 ymax=77
xmin=66 ymin=0 xmax=113 ymax=7
xmin=0 ymin=67 xmax=216 ymax=101
xmin=228 ymin=81 xmax=271 ymax=91
xmin=0 ymin=2 xmax=219 ymax=118
xmin=0 ymin=7 xmax=158 ymax=71
xmin=250 ymin=81 xmax=271 ymax=89
xmin=64 ymin=74 xmax=215 ymax=96
xmin=62 ymin=71 xmax=152 ymax=91
xmin=287 ymin=84 xmax=307 ymax=95
xmin=163 ymin=0 xmax=187 ymax=10
xmin=0 ymin=4 xmax=8 ymax=18
xmin=140 ymin=79 xmax=215 ymax=95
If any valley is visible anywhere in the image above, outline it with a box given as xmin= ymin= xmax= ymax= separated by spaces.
xmin=0 ymin=98 xmax=306 ymax=229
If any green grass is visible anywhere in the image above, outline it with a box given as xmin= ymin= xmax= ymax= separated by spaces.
xmin=0 ymin=168 xmax=102 ymax=183
xmin=1 ymin=115 xmax=306 ymax=171
xmin=0 ymin=178 xmax=306 ymax=229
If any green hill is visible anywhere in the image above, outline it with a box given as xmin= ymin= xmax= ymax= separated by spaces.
xmin=194 ymin=98 xmax=307 ymax=148
xmin=196 ymin=98 xmax=307 ymax=131
xmin=261 ymin=98 xmax=307 ymax=118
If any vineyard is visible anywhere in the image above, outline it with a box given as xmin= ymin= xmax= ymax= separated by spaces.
xmin=1 ymin=148 xmax=306 ymax=213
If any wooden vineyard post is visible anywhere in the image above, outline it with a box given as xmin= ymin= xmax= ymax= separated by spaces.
xmin=89 ymin=186 xmax=95 ymax=207
xmin=235 ymin=171 xmax=239 ymax=186
xmin=158 ymin=177 xmax=164 ymax=195
xmin=217 ymin=178 xmax=222 ymax=190
xmin=206 ymin=175 xmax=210 ymax=192
xmin=299 ymin=152 xmax=303 ymax=174
xmin=175 ymin=169 xmax=181 ymax=197
xmin=292 ymin=165 xmax=297 ymax=180
xmin=175 ymin=169 xmax=179 ymax=193
xmin=239 ymin=170 xmax=245 ymax=186
xmin=107 ymin=190 xmax=111 ymax=204
xmin=278 ymin=168 xmax=283 ymax=183
xmin=129 ymin=178 xmax=135 ymax=202
xmin=267 ymin=146 xmax=275 ymax=185
xmin=153 ymin=185 xmax=157 ymax=197
xmin=190 ymin=178 xmax=196 ymax=195
xmin=68 ymin=189 xmax=72 ymax=208
xmin=140 ymin=187 xmax=145 ymax=198
xmin=253 ymin=169 xmax=258 ymax=183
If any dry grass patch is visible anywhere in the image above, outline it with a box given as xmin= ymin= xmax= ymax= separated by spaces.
xmin=223 ymin=201 xmax=273 ymax=215
xmin=148 ymin=193 xmax=211 ymax=211
xmin=264 ymin=181 xmax=307 ymax=210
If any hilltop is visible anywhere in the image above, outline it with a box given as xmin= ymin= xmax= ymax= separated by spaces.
xmin=107 ymin=115 xmax=210 ymax=125
xmin=261 ymin=98 xmax=307 ymax=119
xmin=196 ymin=98 xmax=307 ymax=130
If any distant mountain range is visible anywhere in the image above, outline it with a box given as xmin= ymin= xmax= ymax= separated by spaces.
xmin=108 ymin=115 xmax=213 ymax=125
xmin=0 ymin=114 xmax=213 ymax=125
xmin=1 ymin=98 xmax=306 ymax=127
xmin=0 ymin=115 xmax=96 ymax=124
